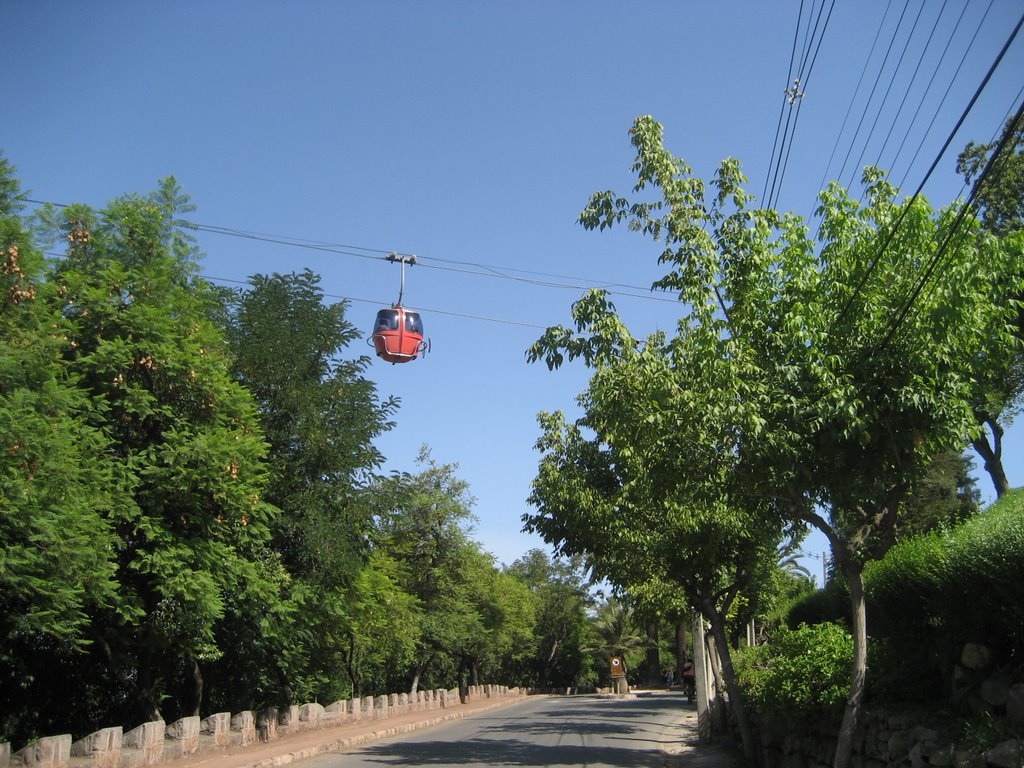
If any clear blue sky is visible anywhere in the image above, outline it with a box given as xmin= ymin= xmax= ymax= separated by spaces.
xmin=3 ymin=1 xmax=1023 ymax=578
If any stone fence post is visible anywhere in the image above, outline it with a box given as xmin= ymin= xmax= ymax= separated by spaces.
xmin=14 ymin=735 xmax=71 ymax=768
xmin=71 ymin=727 xmax=121 ymax=768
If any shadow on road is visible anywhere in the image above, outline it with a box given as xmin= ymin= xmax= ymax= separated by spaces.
xmin=351 ymin=736 xmax=666 ymax=767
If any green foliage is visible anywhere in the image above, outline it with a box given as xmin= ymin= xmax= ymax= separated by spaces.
xmin=942 ymin=491 xmax=1024 ymax=646
xmin=863 ymin=490 xmax=1024 ymax=652
xmin=863 ymin=531 xmax=947 ymax=640
xmin=734 ymin=623 xmax=853 ymax=721
xmin=24 ymin=181 xmax=281 ymax=729
xmin=785 ymin=577 xmax=850 ymax=629
xmin=505 ymin=550 xmax=594 ymax=689
xmin=957 ymin=114 xmax=1024 ymax=237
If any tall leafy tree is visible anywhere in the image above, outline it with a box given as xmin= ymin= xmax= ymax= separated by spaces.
xmin=339 ymin=549 xmax=421 ymax=697
xmin=0 ymin=159 xmax=123 ymax=743
xmin=371 ymin=449 xmax=481 ymax=693
xmin=225 ymin=270 xmax=396 ymax=584
xmin=506 ymin=550 xmax=594 ymax=689
xmin=527 ymin=116 xmax=1021 ymax=768
xmin=40 ymin=181 xmax=280 ymax=724
xmin=215 ymin=271 xmax=398 ymax=704
xmin=956 ymin=112 xmax=1024 ymax=496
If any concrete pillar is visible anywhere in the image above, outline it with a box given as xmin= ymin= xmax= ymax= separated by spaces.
xmin=229 ymin=712 xmax=256 ymax=747
xmin=14 ymin=735 xmax=71 ymax=768
xmin=256 ymin=709 xmax=278 ymax=742
xmin=277 ymin=706 xmax=300 ymax=737
xmin=297 ymin=703 xmax=324 ymax=730
xmin=71 ymin=727 xmax=121 ymax=768
xmin=122 ymin=720 xmax=164 ymax=767
xmin=164 ymin=716 xmax=199 ymax=760
xmin=199 ymin=713 xmax=231 ymax=748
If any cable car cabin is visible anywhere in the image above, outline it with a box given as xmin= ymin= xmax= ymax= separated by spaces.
xmin=371 ymin=306 xmax=426 ymax=363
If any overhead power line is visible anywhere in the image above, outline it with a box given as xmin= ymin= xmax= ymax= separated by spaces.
xmin=203 ymin=274 xmax=552 ymax=331
xmin=827 ymin=6 xmax=1024 ymax=336
xmin=23 ymin=198 xmax=681 ymax=307
xmin=876 ymin=95 xmax=1024 ymax=355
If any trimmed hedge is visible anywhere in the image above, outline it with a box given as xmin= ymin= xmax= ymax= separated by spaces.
xmin=864 ymin=490 xmax=1024 ymax=652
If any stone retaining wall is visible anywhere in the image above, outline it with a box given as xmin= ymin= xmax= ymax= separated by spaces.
xmin=1 ymin=685 xmax=519 ymax=768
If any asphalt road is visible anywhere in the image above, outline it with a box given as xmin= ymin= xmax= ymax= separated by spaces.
xmin=296 ymin=693 xmax=729 ymax=768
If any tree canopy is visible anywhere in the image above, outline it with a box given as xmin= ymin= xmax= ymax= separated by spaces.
xmin=526 ymin=115 xmax=1022 ymax=767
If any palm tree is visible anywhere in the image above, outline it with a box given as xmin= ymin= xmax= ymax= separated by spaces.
xmin=588 ymin=598 xmax=650 ymax=693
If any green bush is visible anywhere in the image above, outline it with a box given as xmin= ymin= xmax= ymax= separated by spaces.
xmin=863 ymin=491 xmax=1024 ymax=653
xmin=785 ymin=575 xmax=849 ymax=629
xmin=863 ymin=531 xmax=947 ymax=640
xmin=733 ymin=622 xmax=852 ymax=721
xmin=941 ymin=494 xmax=1024 ymax=647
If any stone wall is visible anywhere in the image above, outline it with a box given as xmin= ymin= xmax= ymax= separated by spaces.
xmin=1 ymin=685 xmax=520 ymax=768
xmin=756 ymin=707 xmax=1023 ymax=768
xmin=753 ymin=642 xmax=1024 ymax=768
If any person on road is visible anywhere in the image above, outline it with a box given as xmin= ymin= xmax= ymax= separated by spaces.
xmin=681 ymin=658 xmax=695 ymax=701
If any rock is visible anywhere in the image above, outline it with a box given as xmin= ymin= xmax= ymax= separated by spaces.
xmin=980 ymin=669 xmax=1012 ymax=707
xmin=984 ymin=739 xmax=1024 ymax=768
xmin=960 ymin=643 xmax=992 ymax=672
xmin=1006 ymin=682 xmax=1024 ymax=726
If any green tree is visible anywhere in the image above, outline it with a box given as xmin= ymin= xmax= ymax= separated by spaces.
xmin=956 ymin=112 xmax=1024 ymax=496
xmin=42 ymin=182 xmax=280 ymax=723
xmin=216 ymin=270 xmax=398 ymax=705
xmin=506 ymin=550 xmax=594 ymax=689
xmin=957 ymin=113 xmax=1024 ymax=237
xmin=371 ymin=449 xmax=481 ymax=693
xmin=0 ymin=159 xmax=123 ymax=743
xmin=224 ymin=270 xmax=397 ymax=583
xmin=587 ymin=598 xmax=648 ymax=692
xmin=528 ymin=116 xmax=1020 ymax=768
xmin=339 ymin=550 xmax=421 ymax=697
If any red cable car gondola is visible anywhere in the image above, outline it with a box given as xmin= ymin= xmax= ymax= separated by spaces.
xmin=369 ymin=254 xmax=428 ymax=364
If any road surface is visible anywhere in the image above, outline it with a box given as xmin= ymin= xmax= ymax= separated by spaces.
xmin=297 ymin=692 xmax=740 ymax=768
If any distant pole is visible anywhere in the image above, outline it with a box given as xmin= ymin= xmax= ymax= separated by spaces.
xmin=822 ymin=552 xmax=828 ymax=585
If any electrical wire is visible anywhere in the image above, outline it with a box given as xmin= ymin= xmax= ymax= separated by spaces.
xmin=24 ymin=198 xmax=681 ymax=307
xmin=827 ymin=5 xmax=1024 ymax=337
xmin=845 ymin=0 xmax=930 ymax=196
xmin=836 ymin=0 xmax=915 ymax=191
xmin=764 ymin=0 xmax=836 ymax=211
xmin=762 ymin=0 xmax=807 ymax=207
xmin=202 ymin=274 xmax=552 ymax=331
xmin=870 ymin=0 xmax=949 ymax=177
xmin=814 ymin=0 xmax=895 ymax=203
xmin=875 ymin=95 xmax=1024 ymax=355
xmin=883 ymin=0 xmax=976 ymax=188
xmin=893 ymin=0 xmax=996 ymax=192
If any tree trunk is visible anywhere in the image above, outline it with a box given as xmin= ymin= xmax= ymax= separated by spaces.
xmin=190 ymin=657 xmax=203 ymax=717
xmin=704 ymin=607 xmax=760 ymax=768
xmin=645 ymin=618 xmax=661 ymax=687
xmin=345 ymin=634 xmax=362 ymax=699
xmin=973 ymin=419 xmax=1009 ymax=498
xmin=410 ymin=661 xmax=424 ymax=695
xmin=833 ymin=563 xmax=868 ymax=768
xmin=539 ymin=638 xmax=559 ymax=689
